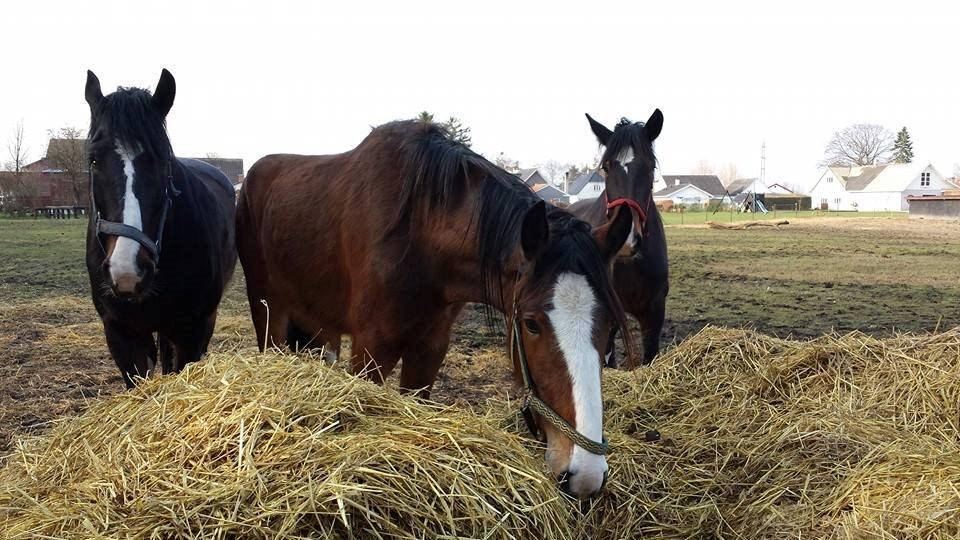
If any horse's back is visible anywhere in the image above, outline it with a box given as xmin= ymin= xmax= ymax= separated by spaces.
xmin=177 ymin=158 xmax=237 ymax=280
xmin=179 ymin=158 xmax=237 ymax=208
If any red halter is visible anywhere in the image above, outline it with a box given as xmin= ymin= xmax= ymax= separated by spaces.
xmin=605 ymin=193 xmax=651 ymax=237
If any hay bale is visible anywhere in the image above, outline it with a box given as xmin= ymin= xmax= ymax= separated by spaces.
xmin=0 ymin=351 xmax=572 ymax=539
xmin=3 ymin=327 xmax=960 ymax=538
xmin=551 ymin=326 xmax=960 ymax=538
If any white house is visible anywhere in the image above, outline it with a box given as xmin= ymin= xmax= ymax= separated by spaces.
xmin=766 ymin=183 xmax=796 ymax=195
xmin=565 ymin=170 xmax=606 ymax=203
xmin=810 ymin=162 xmax=950 ymax=211
xmin=653 ymin=183 xmax=715 ymax=207
xmin=654 ymin=175 xmax=725 ymax=208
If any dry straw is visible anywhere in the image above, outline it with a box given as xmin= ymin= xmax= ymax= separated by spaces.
xmin=3 ymin=326 xmax=960 ymax=538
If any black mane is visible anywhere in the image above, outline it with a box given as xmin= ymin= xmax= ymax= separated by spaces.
xmin=88 ymin=87 xmax=171 ymax=158
xmin=602 ymin=118 xmax=656 ymax=170
xmin=392 ymin=120 xmax=629 ymax=339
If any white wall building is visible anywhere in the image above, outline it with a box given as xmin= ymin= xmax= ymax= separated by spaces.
xmin=565 ymin=170 xmax=605 ymax=203
xmin=810 ymin=163 xmax=950 ymax=211
xmin=653 ymin=183 xmax=715 ymax=207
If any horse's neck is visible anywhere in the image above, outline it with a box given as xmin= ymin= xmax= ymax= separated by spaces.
xmin=571 ymin=192 xmax=608 ymax=227
xmin=430 ymin=192 xmax=520 ymax=313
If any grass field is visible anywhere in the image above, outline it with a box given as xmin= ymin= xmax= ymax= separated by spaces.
xmin=1 ymin=214 xmax=959 ymax=454
xmin=658 ymin=208 xmax=904 ymax=225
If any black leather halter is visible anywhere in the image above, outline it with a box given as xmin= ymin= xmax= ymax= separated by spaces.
xmin=89 ymin=157 xmax=180 ymax=266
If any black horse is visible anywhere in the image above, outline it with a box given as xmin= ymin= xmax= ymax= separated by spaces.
xmin=568 ymin=110 xmax=668 ymax=367
xmin=84 ymin=69 xmax=237 ymax=387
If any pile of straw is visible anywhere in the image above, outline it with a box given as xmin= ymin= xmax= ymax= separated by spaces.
xmin=3 ymin=326 xmax=960 ymax=538
xmin=576 ymin=326 xmax=960 ymax=538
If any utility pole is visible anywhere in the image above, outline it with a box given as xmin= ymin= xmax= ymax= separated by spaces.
xmin=754 ymin=142 xmax=766 ymax=213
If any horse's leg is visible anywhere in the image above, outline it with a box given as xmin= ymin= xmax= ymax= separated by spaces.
xmin=172 ymin=313 xmax=217 ymax=372
xmin=639 ymin=294 xmax=667 ymax=365
xmin=103 ymin=321 xmax=155 ymax=388
xmin=349 ymin=332 xmax=400 ymax=384
xmin=286 ymin=323 xmax=340 ymax=363
xmin=235 ymin=217 xmax=283 ymax=352
xmin=321 ymin=330 xmax=342 ymax=364
xmin=158 ymin=334 xmax=175 ymax=374
xmin=604 ymin=327 xmax=619 ymax=369
xmin=398 ymin=307 xmax=460 ymax=399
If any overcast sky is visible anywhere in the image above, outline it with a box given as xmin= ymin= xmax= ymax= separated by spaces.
xmin=1 ymin=1 xmax=957 ymax=190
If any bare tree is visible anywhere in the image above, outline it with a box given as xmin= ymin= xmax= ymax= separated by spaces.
xmin=204 ymin=151 xmax=222 ymax=159
xmin=2 ymin=121 xmax=33 ymax=212
xmin=693 ymin=159 xmax=714 ymax=175
xmin=822 ymin=124 xmax=894 ymax=167
xmin=536 ymin=160 xmax=573 ymax=186
xmin=45 ymin=127 xmax=87 ymax=205
xmin=718 ymin=162 xmax=739 ymax=187
xmin=494 ymin=152 xmax=520 ymax=173
xmin=5 ymin=120 xmax=29 ymax=174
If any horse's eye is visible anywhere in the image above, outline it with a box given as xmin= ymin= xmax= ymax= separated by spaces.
xmin=523 ymin=318 xmax=541 ymax=335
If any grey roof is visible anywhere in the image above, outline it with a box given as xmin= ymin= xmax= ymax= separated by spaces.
xmin=516 ymin=168 xmax=548 ymax=187
xmin=836 ymin=165 xmax=885 ymax=191
xmin=517 ymin=168 xmax=537 ymax=181
xmin=532 ymin=183 xmax=569 ymax=202
xmin=566 ymin=170 xmax=604 ymax=195
xmin=661 ymin=175 xmax=725 ymax=196
xmin=653 ymin=183 xmax=714 ymax=198
xmin=727 ymin=178 xmax=757 ymax=195
xmin=191 ymin=157 xmax=245 ymax=181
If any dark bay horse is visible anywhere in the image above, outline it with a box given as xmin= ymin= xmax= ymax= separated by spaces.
xmin=569 ymin=110 xmax=668 ymax=367
xmin=237 ymin=120 xmax=634 ymax=498
xmin=84 ymin=70 xmax=237 ymax=387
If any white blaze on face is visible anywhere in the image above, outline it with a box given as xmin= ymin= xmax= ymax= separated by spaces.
xmin=546 ymin=272 xmax=608 ymax=496
xmin=108 ymin=140 xmax=143 ymax=293
xmin=625 ymin=220 xmax=637 ymax=249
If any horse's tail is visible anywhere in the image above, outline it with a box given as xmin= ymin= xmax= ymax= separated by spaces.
xmin=235 ymin=159 xmax=273 ymax=352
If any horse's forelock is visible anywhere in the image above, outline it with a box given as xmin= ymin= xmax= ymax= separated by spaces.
xmin=89 ymin=87 xmax=171 ymax=159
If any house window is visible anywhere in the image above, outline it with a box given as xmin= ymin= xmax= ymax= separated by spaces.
xmin=821 ymin=197 xmax=828 ymax=207
xmin=594 ymin=184 xmax=602 ymax=192
xmin=834 ymin=198 xmax=841 ymax=206
xmin=826 ymin=177 xmax=833 ymax=183
xmin=920 ymin=172 xmax=931 ymax=187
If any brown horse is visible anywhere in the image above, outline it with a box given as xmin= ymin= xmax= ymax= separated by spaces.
xmin=569 ymin=110 xmax=668 ymax=367
xmin=236 ymin=120 xmax=634 ymax=498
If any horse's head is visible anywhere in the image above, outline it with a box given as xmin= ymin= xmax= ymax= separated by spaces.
xmin=586 ymin=109 xmax=662 ymax=255
xmin=84 ymin=69 xmax=177 ymax=299
xmin=510 ymin=200 xmax=633 ymax=499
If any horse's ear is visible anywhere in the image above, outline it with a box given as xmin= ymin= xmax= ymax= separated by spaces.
xmin=152 ymin=68 xmax=176 ymax=117
xmin=593 ymin=205 xmax=632 ymax=261
xmin=521 ymin=201 xmax=549 ymax=260
xmin=585 ymin=113 xmax=613 ymax=146
xmin=85 ymin=70 xmax=103 ymax=109
xmin=645 ymin=109 xmax=663 ymax=141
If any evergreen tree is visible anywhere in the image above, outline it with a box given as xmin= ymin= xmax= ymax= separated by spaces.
xmin=416 ymin=111 xmax=434 ymax=123
xmin=892 ymin=127 xmax=914 ymax=163
xmin=442 ymin=116 xmax=472 ymax=147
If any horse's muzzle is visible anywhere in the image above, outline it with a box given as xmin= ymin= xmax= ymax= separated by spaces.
xmin=104 ymin=258 xmax=156 ymax=299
